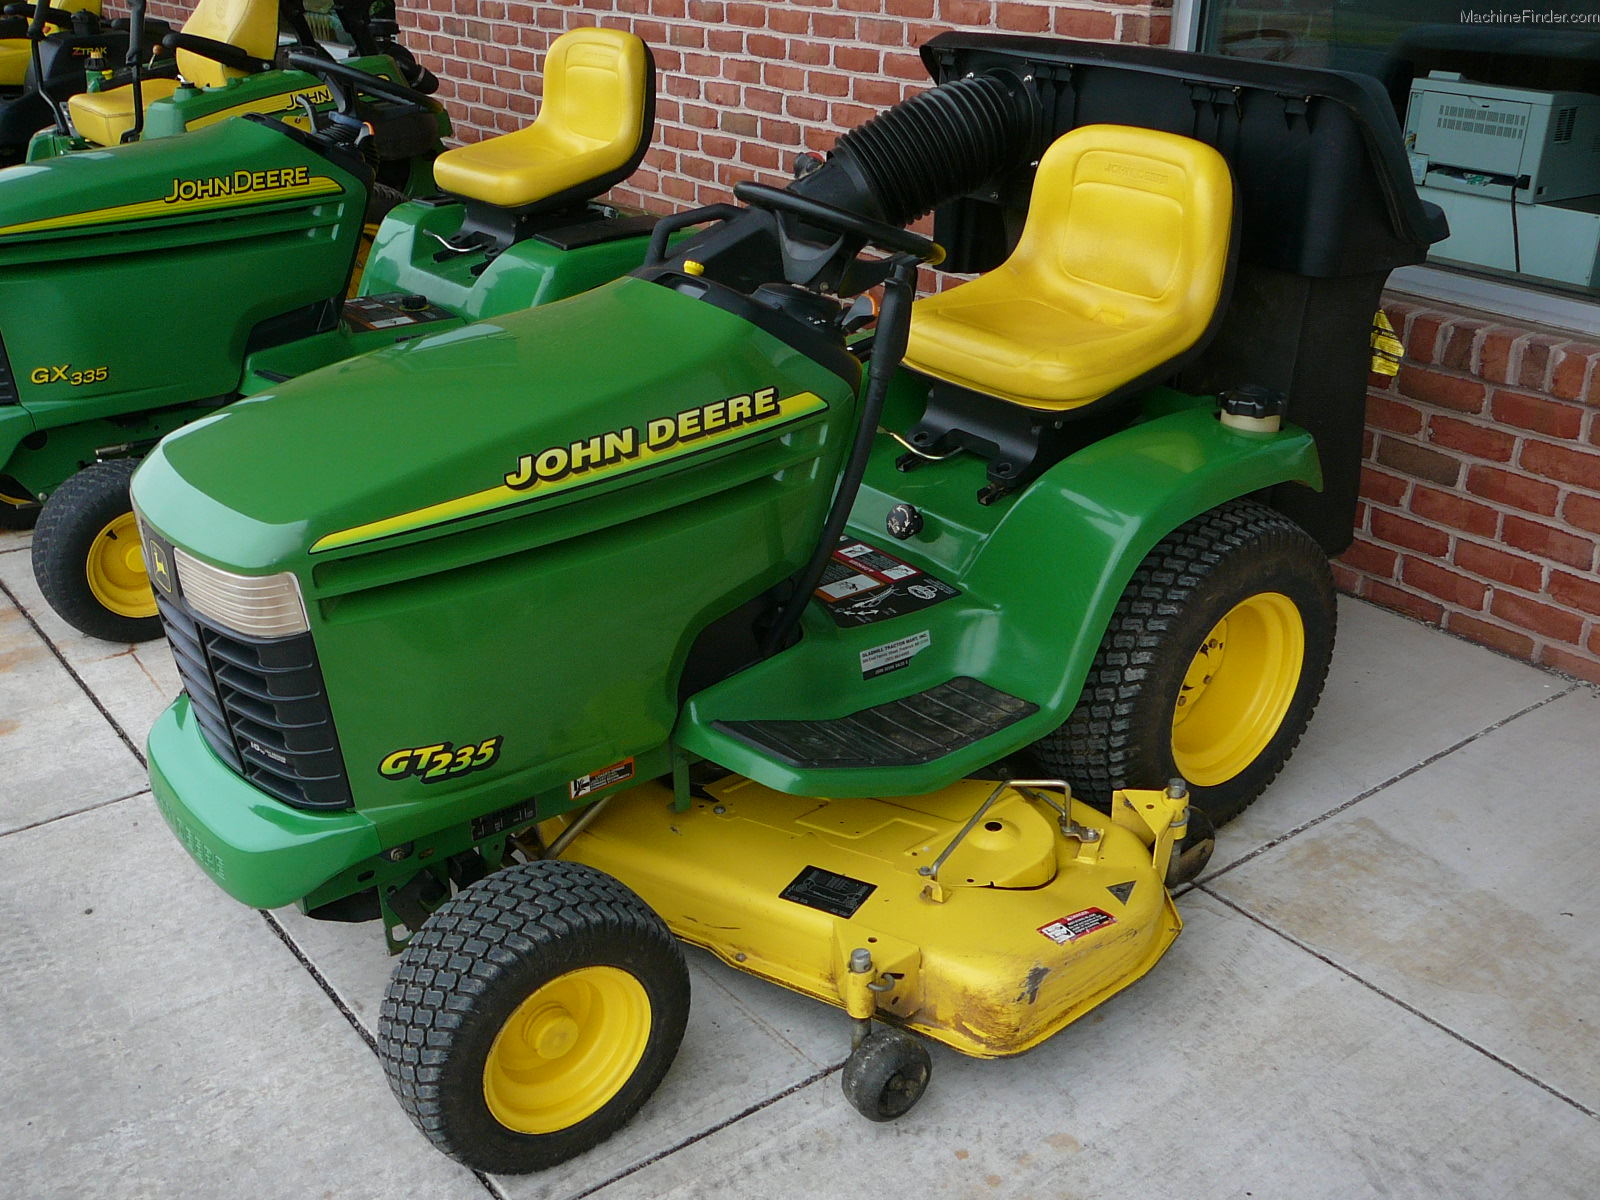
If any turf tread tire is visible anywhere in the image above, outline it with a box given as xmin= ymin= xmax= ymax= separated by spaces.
xmin=379 ymin=860 xmax=690 ymax=1174
xmin=32 ymin=458 xmax=160 ymax=643
xmin=1034 ymin=498 xmax=1336 ymax=828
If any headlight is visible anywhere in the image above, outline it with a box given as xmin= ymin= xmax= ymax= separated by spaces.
xmin=174 ymin=549 xmax=309 ymax=638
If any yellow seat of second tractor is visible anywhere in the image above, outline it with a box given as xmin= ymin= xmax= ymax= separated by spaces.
xmin=0 ymin=0 xmax=101 ymax=87
xmin=67 ymin=0 xmax=277 ymax=145
xmin=431 ymin=26 xmax=651 ymax=212
xmin=904 ymin=123 xmax=1235 ymax=411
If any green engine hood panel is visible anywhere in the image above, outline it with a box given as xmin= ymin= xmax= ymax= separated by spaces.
xmin=135 ymin=277 xmax=856 ymax=575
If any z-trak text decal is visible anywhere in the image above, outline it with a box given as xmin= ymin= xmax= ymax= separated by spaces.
xmin=311 ymin=387 xmax=828 ymax=554
xmin=379 ymin=736 xmax=503 ymax=784
xmin=0 ymin=167 xmax=342 ymax=238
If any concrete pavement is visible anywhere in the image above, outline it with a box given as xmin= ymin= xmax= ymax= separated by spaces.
xmin=3 ymin=521 xmax=1595 ymax=1200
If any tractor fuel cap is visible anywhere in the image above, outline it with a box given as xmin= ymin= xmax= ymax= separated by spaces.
xmin=886 ymin=503 xmax=923 ymax=540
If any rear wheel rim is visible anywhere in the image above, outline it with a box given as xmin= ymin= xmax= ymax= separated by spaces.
xmin=482 ymin=966 xmax=651 ymax=1134
xmin=1170 ymin=591 xmax=1305 ymax=787
xmin=84 ymin=512 xmax=156 ymax=619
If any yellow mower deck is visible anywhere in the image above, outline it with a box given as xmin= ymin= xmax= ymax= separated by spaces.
xmin=558 ymin=776 xmax=1186 ymax=1058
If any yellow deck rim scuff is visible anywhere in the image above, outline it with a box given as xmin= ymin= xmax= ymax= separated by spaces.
xmin=1170 ymin=591 xmax=1304 ymax=786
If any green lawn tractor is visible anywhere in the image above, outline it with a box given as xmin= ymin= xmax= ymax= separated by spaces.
xmin=24 ymin=0 xmax=436 ymax=179
xmin=0 ymin=0 xmax=174 ymax=164
xmin=133 ymin=31 xmax=1444 ymax=1175
xmin=0 ymin=26 xmax=659 ymax=640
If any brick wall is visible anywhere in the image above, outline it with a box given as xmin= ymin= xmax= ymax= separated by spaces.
xmin=116 ymin=2 xmax=1600 ymax=685
xmin=1344 ymin=300 xmax=1600 ymax=685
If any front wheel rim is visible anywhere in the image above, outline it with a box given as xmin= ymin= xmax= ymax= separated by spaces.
xmin=482 ymin=966 xmax=651 ymax=1134
xmin=85 ymin=512 xmax=156 ymax=619
xmin=1170 ymin=591 xmax=1305 ymax=787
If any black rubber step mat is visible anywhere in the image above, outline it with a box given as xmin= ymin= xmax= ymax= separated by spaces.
xmin=715 ymin=677 xmax=1038 ymax=769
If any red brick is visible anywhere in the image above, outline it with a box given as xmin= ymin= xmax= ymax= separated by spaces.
xmin=1329 ymin=562 xmax=1361 ymax=595
xmin=1375 ymin=436 xmax=1459 ymax=487
xmin=1520 ymin=440 xmax=1600 ymax=490
xmin=1410 ymin=486 xmax=1499 ymax=538
xmin=1440 ymin=320 xmax=1491 ymax=371
xmin=1563 ymin=492 xmax=1600 ymax=537
xmin=1336 ymin=538 xmax=1399 ymax=579
xmin=1366 ymin=393 xmax=1423 ymax=435
xmin=996 ymin=2 xmax=1051 ymax=32
xmin=1502 ymin=515 xmax=1597 ymax=571
xmin=1054 ymin=7 xmax=1117 ymax=38
xmin=1517 ymin=337 xmax=1560 ymax=391
xmin=1591 ymin=626 xmax=1600 ymax=657
xmin=1474 ymin=327 xmax=1524 ymax=385
xmin=1445 ymin=612 xmax=1536 ymax=660
xmin=1490 ymin=592 xmax=1585 ymax=645
xmin=1402 ymin=558 xmax=1489 ymax=608
xmin=1452 ymin=540 xmax=1542 ymax=591
xmin=1464 ymin=465 xmax=1560 ymax=516
xmin=938 ymin=0 xmax=994 ymax=22
xmin=1405 ymin=313 xmax=1447 ymax=363
xmin=1549 ymin=571 xmax=1600 ymax=617
xmin=1364 ymin=579 xmax=1445 ymax=625
xmin=1359 ymin=466 xmax=1408 ymax=507
xmin=1549 ymin=343 xmax=1600 ymax=404
xmin=1396 ymin=365 xmax=1486 ymax=414
xmin=1490 ymin=390 xmax=1585 ymax=439
xmin=1538 ymin=645 xmax=1600 ymax=686
xmin=1370 ymin=509 xmax=1450 ymax=557
xmin=1427 ymin=414 xmax=1514 ymax=462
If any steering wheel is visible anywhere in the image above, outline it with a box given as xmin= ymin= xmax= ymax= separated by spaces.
xmin=734 ymin=182 xmax=942 ymax=265
xmin=284 ymin=50 xmax=434 ymax=121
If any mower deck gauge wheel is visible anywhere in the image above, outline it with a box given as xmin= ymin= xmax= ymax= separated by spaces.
xmin=842 ymin=1027 xmax=933 ymax=1122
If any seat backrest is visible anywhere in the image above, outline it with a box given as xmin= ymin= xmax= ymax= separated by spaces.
xmin=178 ymin=0 xmax=278 ymax=88
xmin=1009 ymin=124 xmax=1234 ymax=345
xmin=539 ymin=26 xmax=651 ymax=159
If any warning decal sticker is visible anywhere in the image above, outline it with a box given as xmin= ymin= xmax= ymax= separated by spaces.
xmin=570 ymin=756 xmax=635 ymax=800
xmin=1038 ymin=907 xmax=1117 ymax=945
xmin=814 ymin=537 xmax=960 ymax=627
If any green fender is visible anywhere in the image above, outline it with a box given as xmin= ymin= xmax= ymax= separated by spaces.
xmin=686 ymin=401 xmax=1323 ymax=797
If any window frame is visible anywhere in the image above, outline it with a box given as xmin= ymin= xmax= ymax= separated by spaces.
xmin=1169 ymin=0 xmax=1600 ymax=335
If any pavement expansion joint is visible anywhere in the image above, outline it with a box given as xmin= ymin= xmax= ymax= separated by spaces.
xmin=0 ymin=577 xmax=148 ymax=767
xmin=1199 ymin=885 xmax=1600 ymax=1123
xmin=563 ymin=1063 xmax=845 ymax=1200
xmin=1 ymin=789 xmax=145 ymax=839
xmin=1196 ymin=683 xmax=1581 ymax=889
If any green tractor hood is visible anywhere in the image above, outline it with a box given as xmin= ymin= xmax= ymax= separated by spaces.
xmin=136 ymin=276 xmax=857 ymax=578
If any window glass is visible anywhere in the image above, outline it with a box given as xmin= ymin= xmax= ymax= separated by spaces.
xmin=1198 ymin=2 xmax=1600 ymax=298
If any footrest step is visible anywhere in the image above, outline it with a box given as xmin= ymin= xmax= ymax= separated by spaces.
xmin=714 ymin=677 xmax=1038 ymax=769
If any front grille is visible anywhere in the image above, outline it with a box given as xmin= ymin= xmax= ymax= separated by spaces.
xmin=156 ymin=590 xmax=353 ymax=811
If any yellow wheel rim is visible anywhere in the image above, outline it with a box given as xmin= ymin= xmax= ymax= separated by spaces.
xmin=483 ymin=966 xmax=651 ymax=1134
xmin=1170 ymin=591 xmax=1305 ymax=787
xmin=85 ymin=511 xmax=157 ymax=619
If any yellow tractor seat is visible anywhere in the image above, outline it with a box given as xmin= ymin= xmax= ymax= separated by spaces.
xmin=0 ymin=41 xmax=30 ymax=88
xmin=0 ymin=0 xmax=102 ymax=88
xmin=432 ymin=26 xmax=653 ymax=214
xmin=904 ymin=124 xmax=1236 ymax=412
xmin=67 ymin=0 xmax=278 ymax=145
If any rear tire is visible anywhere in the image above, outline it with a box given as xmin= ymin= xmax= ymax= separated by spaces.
xmin=32 ymin=459 xmax=161 ymax=643
xmin=379 ymin=860 xmax=690 ymax=1174
xmin=1035 ymin=499 xmax=1335 ymax=828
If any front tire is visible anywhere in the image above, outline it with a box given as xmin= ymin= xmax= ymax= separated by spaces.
xmin=379 ymin=860 xmax=690 ymax=1174
xmin=1035 ymin=499 xmax=1336 ymax=828
xmin=32 ymin=458 xmax=161 ymax=643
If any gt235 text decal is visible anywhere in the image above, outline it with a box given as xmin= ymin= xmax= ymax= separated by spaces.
xmin=379 ymin=737 xmax=502 ymax=784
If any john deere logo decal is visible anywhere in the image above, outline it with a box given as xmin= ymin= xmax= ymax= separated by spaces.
xmin=311 ymin=387 xmax=828 ymax=554
xmin=503 ymin=386 xmax=786 ymax=490
xmin=164 ymin=165 xmax=314 ymax=205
